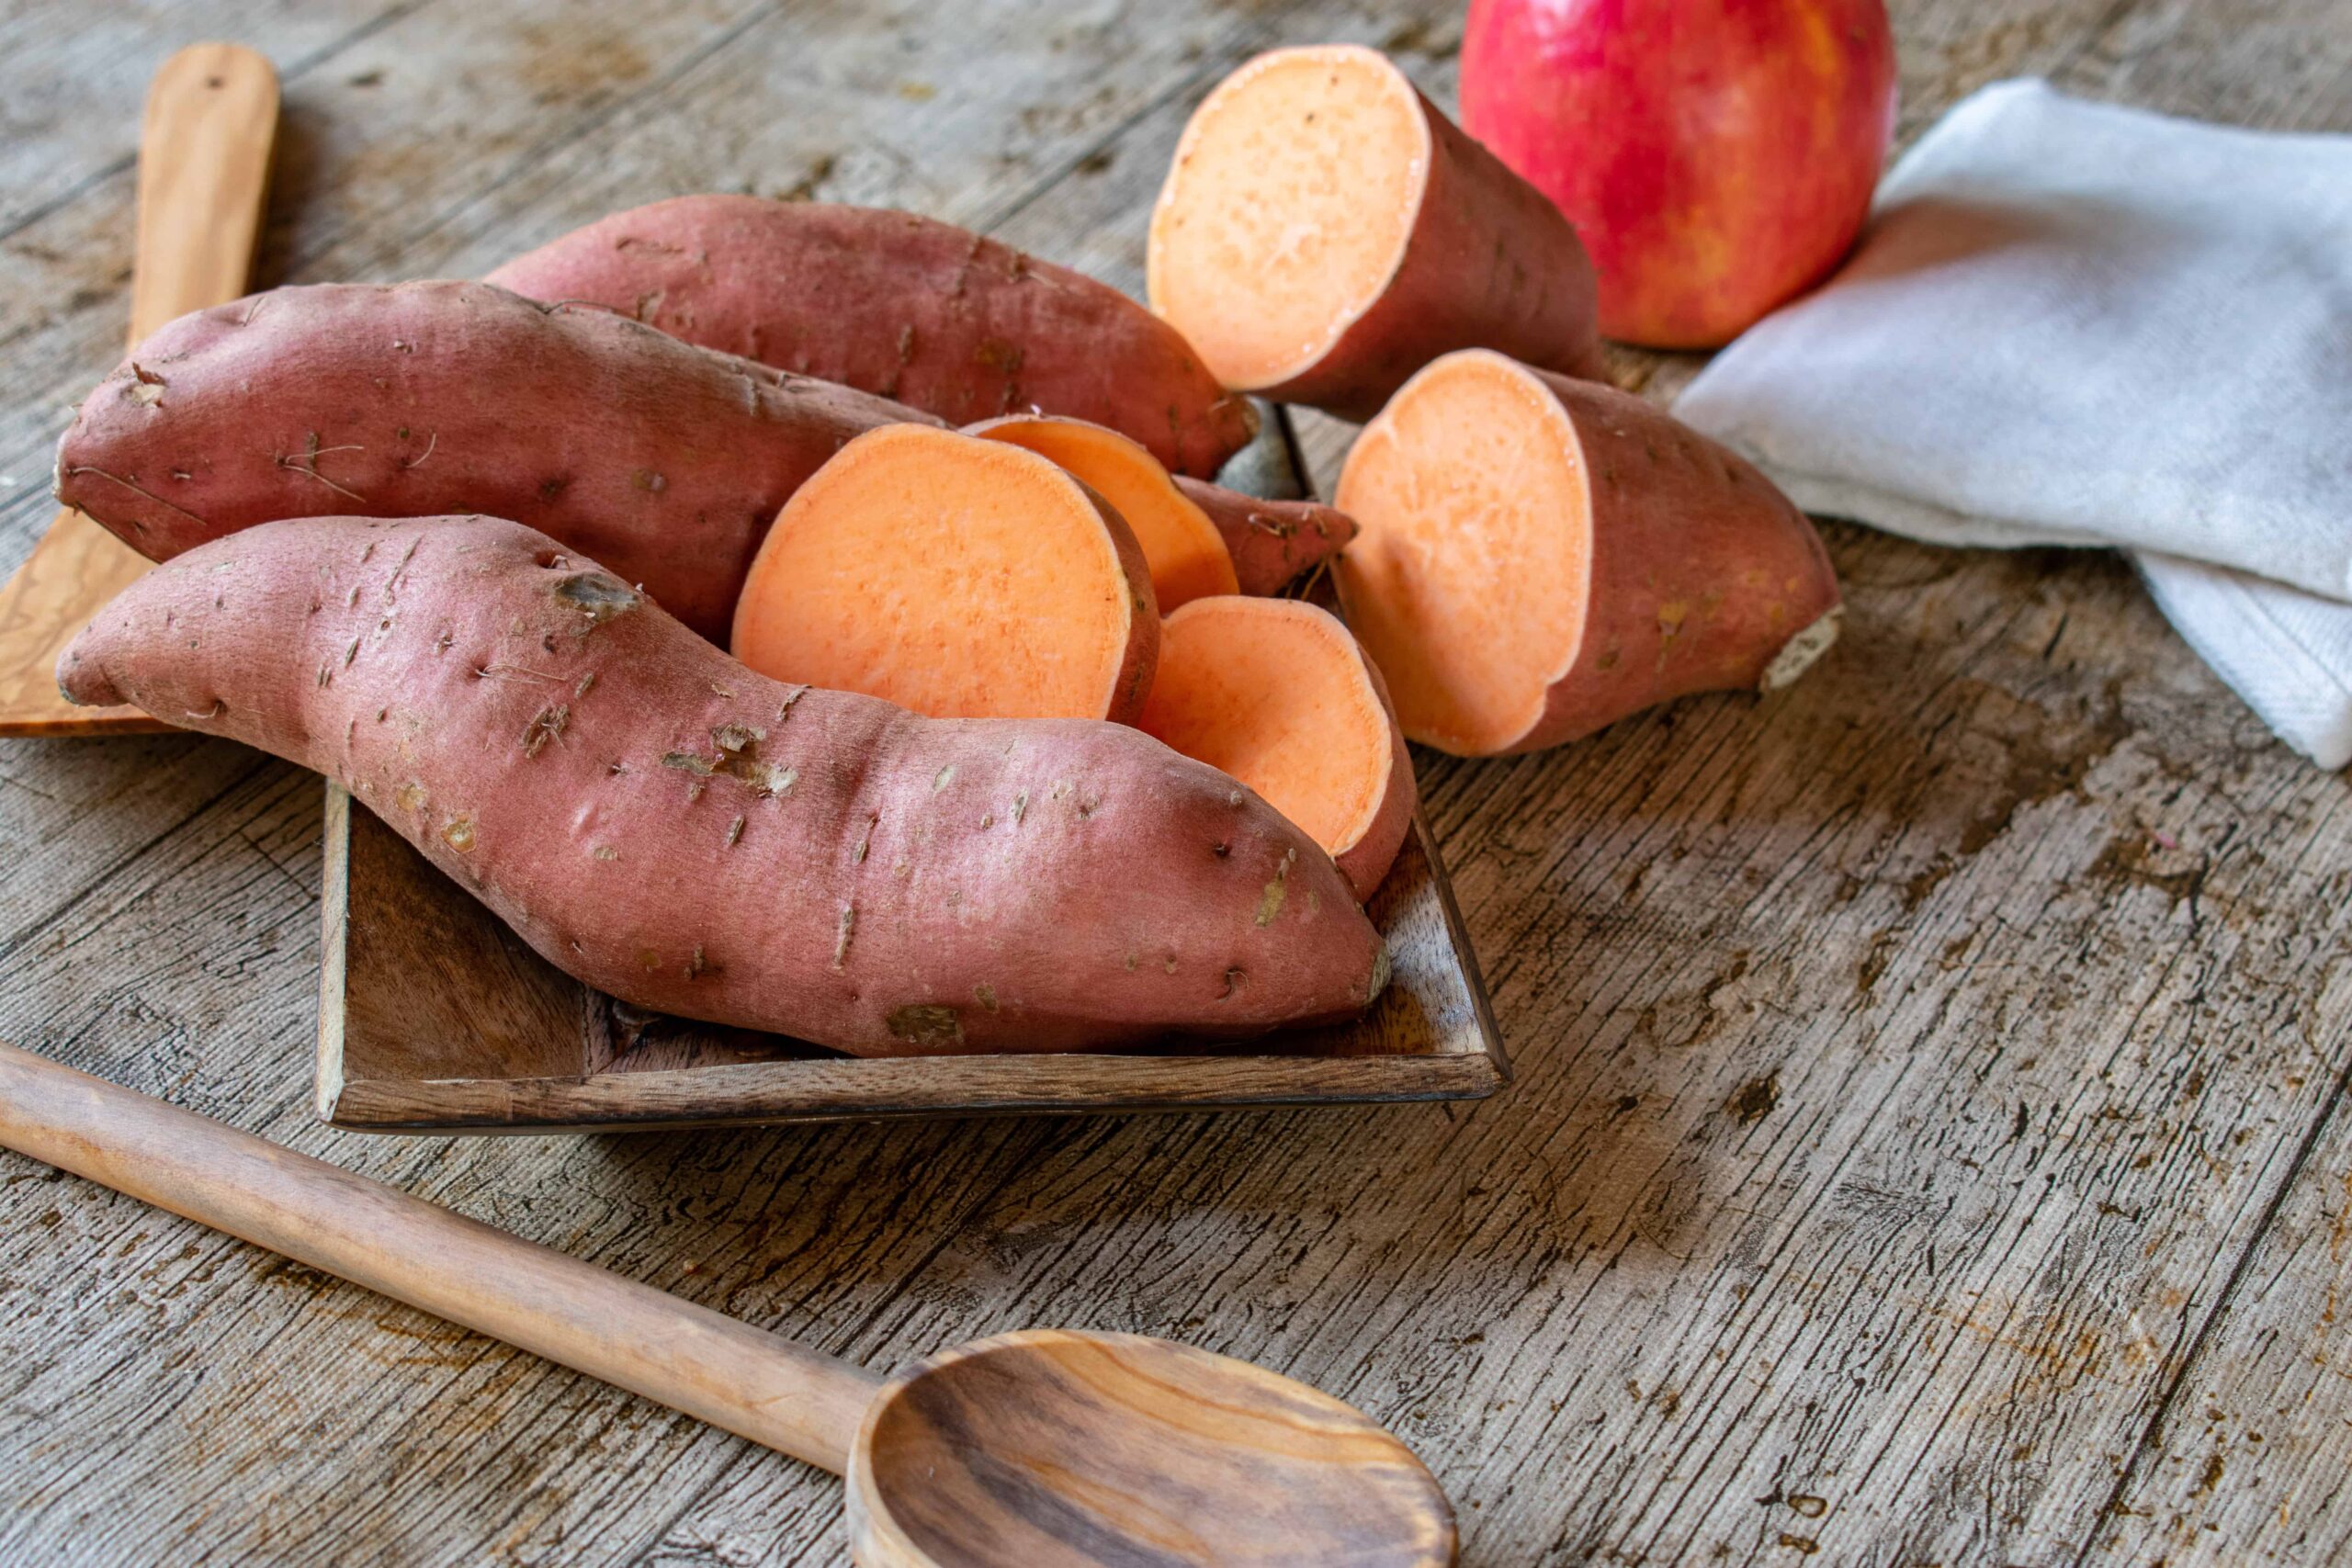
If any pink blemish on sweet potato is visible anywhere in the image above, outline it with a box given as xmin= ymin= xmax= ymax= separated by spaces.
xmin=52 ymin=280 xmax=933 ymax=641
xmin=487 ymin=197 xmax=1257 ymax=479
xmin=1334 ymin=349 xmax=1840 ymax=756
xmin=57 ymin=514 xmax=1385 ymax=1055
xmin=1149 ymin=45 xmax=1603 ymax=423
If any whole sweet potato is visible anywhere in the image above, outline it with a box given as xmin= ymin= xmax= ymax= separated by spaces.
xmin=54 ymin=280 xmax=933 ymax=640
xmin=59 ymin=514 xmax=1386 ymax=1055
xmin=487 ymin=197 xmax=1258 ymax=479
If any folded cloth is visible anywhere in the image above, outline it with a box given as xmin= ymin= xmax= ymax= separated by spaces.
xmin=1675 ymin=79 xmax=2352 ymax=768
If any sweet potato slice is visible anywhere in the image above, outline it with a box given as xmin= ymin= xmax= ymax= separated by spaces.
xmin=966 ymin=415 xmax=1238 ymax=611
xmin=731 ymin=425 xmax=1159 ymax=723
xmin=1139 ymin=597 xmax=1414 ymax=900
xmin=1334 ymin=350 xmax=1841 ymax=756
xmin=969 ymin=412 xmax=1358 ymax=601
xmin=1148 ymin=45 xmax=1602 ymax=422
xmin=1170 ymin=478 xmax=1357 ymax=598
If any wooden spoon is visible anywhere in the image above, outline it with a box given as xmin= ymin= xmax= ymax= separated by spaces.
xmin=0 ymin=1041 xmax=1455 ymax=1565
xmin=0 ymin=42 xmax=278 ymax=738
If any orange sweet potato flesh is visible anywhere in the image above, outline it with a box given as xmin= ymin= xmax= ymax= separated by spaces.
xmin=732 ymin=426 xmax=1159 ymax=724
xmin=58 ymin=515 xmax=1385 ymax=1055
xmin=1150 ymin=46 xmax=1602 ymax=423
xmin=1140 ymin=597 xmax=1415 ymax=901
xmin=52 ymin=280 xmax=931 ymax=642
xmin=1170 ymin=478 xmax=1358 ymax=597
xmin=966 ymin=414 xmax=1238 ymax=612
xmin=967 ymin=412 xmax=1356 ymax=600
xmin=1335 ymin=350 xmax=1841 ymax=756
xmin=488 ymin=197 xmax=1257 ymax=479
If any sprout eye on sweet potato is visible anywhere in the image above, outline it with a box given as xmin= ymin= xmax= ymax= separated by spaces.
xmin=1334 ymin=349 xmax=1842 ymax=757
xmin=731 ymin=425 xmax=1160 ymax=723
xmin=57 ymin=514 xmax=1386 ymax=1056
xmin=1149 ymin=44 xmax=1604 ymax=422
xmin=487 ymin=196 xmax=1258 ymax=479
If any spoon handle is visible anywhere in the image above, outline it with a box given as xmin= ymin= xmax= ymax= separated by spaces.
xmin=0 ymin=1041 xmax=881 ymax=1472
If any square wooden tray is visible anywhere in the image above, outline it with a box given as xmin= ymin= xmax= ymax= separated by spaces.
xmin=314 ymin=783 xmax=1508 ymax=1134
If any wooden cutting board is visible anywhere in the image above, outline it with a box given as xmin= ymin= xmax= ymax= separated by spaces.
xmin=0 ymin=43 xmax=278 ymax=739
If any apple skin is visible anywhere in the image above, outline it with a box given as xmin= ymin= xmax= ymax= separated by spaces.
xmin=1462 ymin=0 xmax=1898 ymax=349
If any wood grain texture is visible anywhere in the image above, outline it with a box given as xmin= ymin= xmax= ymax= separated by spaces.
xmin=1 ymin=1042 xmax=1458 ymax=1566
xmin=0 ymin=43 xmax=278 ymax=739
xmin=1 ymin=0 xmax=2348 ymax=1563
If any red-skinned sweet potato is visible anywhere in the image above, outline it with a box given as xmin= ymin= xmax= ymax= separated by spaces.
xmin=53 ymin=280 xmax=933 ymax=641
xmin=1149 ymin=45 xmax=1603 ymax=422
xmin=58 ymin=514 xmax=1388 ymax=1056
xmin=1335 ymin=349 xmax=1841 ymax=755
xmin=966 ymin=411 xmax=1357 ymax=602
xmin=487 ymin=197 xmax=1258 ymax=479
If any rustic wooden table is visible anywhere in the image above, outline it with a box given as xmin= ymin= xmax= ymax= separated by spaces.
xmin=2 ymin=1 xmax=2346 ymax=1562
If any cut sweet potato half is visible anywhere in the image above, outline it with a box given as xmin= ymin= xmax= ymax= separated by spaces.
xmin=1334 ymin=350 xmax=1841 ymax=756
xmin=1148 ymin=45 xmax=1602 ymax=422
xmin=966 ymin=414 xmax=1238 ymax=612
xmin=1139 ymin=597 xmax=1414 ymax=901
xmin=731 ymin=425 xmax=1159 ymax=722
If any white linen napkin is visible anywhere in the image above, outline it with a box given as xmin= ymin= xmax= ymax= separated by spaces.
xmin=1675 ymin=79 xmax=2352 ymax=768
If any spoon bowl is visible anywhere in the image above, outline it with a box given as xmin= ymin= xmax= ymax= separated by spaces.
xmin=848 ymin=1329 xmax=1455 ymax=1568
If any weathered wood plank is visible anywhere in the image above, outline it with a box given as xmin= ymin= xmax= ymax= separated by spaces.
xmin=2086 ymin=1040 xmax=2352 ymax=1564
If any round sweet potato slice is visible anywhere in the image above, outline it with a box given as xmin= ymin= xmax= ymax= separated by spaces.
xmin=731 ymin=425 xmax=1159 ymax=723
xmin=1139 ymin=596 xmax=1414 ymax=901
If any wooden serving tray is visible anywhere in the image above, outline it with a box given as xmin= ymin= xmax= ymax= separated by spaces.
xmin=315 ymin=784 xmax=1507 ymax=1134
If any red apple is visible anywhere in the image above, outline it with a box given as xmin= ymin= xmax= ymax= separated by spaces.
xmin=1462 ymin=0 xmax=1898 ymax=349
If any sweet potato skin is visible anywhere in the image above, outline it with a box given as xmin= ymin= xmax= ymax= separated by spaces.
xmin=1295 ymin=82 xmax=1603 ymax=421
xmin=487 ymin=197 xmax=1257 ymax=479
xmin=53 ymin=281 xmax=931 ymax=641
xmin=1510 ymin=368 xmax=1839 ymax=752
xmin=1172 ymin=478 xmax=1359 ymax=597
xmin=57 ymin=514 xmax=1387 ymax=1056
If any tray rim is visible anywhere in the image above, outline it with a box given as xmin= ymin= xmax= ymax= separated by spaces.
xmin=314 ymin=784 xmax=1510 ymax=1134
